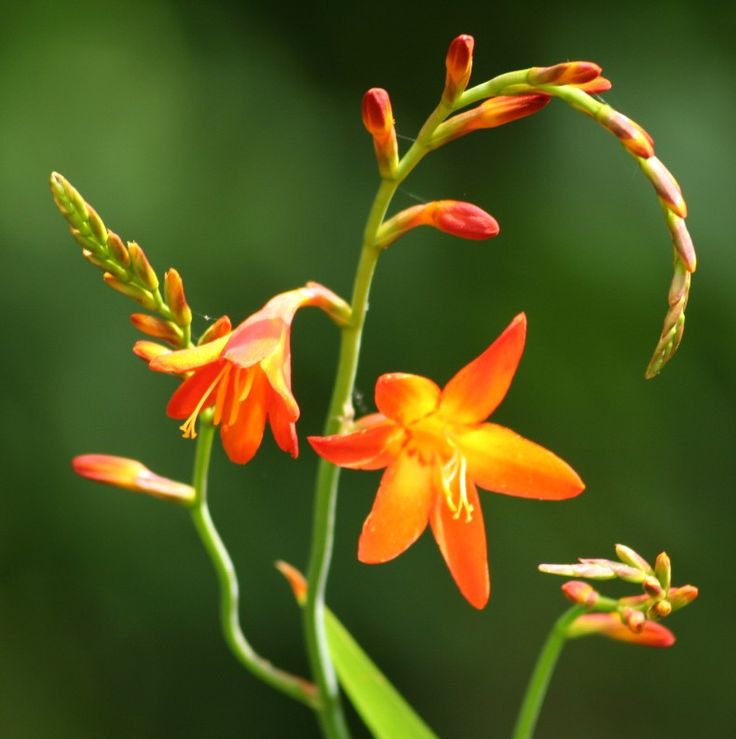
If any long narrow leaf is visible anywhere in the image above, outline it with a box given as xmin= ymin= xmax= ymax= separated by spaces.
xmin=326 ymin=609 xmax=438 ymax=739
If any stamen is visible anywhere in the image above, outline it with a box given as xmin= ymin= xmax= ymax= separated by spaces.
xmin=179 ymin=363 xmax=230 ymax=439
xmin=212 ymin=364 xmax=233 ymax=426
xmin=228 ymin=367 xmax=255 ymax=426
xmin=440 ymin=445 xmax=474 ymax=522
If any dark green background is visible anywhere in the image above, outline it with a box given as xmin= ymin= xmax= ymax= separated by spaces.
xmin=2 ymin=1 xmax=733 ymax=736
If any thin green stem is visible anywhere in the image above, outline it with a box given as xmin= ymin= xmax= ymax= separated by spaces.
xmin=190 ymin=416 xmax=319 ymax=710
xmin=302 ymin=96 xmax=466 ymax=738
xmin=511 ymin=605 xmax=585 ymax=739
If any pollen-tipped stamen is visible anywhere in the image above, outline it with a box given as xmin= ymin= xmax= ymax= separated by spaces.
xmin=180 ymin=363 xmax=230 ymax=439
xmin=441 ymin=447 xmax=474 ymax=522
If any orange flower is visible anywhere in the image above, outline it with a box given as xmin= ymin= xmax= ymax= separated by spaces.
xmin=309 ymin=314 xmax=584 ymax=608
xmin=149 ymin=282 xmax=350 ymax=465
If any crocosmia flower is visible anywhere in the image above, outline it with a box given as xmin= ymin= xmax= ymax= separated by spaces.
xmin=149 ymin=282 xmax=349 ymax=465
xmin=309 ymin=314 xmax=584 ymax=608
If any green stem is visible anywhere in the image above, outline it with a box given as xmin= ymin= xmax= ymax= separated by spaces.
xmin=190 ymin=417 xmax=319 ymax=710
xmin=302 ymin=95 xmax=468 ymax=738
xmin=511 ymin=605 xmax=584 ymax=739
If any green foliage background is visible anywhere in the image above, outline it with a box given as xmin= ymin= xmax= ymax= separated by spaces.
xmin=2 ymin=1 xmax=734 ymax=736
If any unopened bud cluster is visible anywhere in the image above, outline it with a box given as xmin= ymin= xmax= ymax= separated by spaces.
xmin=540 ymin=544 xmax=698 ymax=647
xmin=50 ymin=173 xmax=193 ymax=350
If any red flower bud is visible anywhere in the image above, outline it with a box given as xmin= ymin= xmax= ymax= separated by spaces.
xmin=528 ymin=62 xmax=602 ymax=86
xmin=561 ymin=580 xmax=600 ymax=606
xmin=429 ymin=201 xmax=500 ymax=240
xmin=443 ymin=34 xmax=474 ymax=103
xmin=362 ymin=88 xmax=399 ymax=177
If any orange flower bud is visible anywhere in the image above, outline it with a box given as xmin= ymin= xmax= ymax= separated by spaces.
xmin=666 ymin=211 xmax=696 ymax=272
xmin=164 ymin=268 xmax=192 ymax=328
xmin=576 ymin=76 xmax=612 ymax=93
xmin=275 ymin=560 xmax=308 ymax=606
xmin=669 ymin=584 xmax=699 ymax=611
xmin=133 ymin=340 xmax=171 ymax=363
xmin=639 ymin=156 xmax=687 ymax=218
xmin=595 ymin=105 xmax=654 ymax=159
xmin=377 ymin=200 xmax=499 ymax=247
xmin=107 ymin=230 xmax=130 ymax=267
xmin=561 ymin=580 xmax=600 ymax=606
xmin=443 ymin=34 xmax=474 ymax=103
xmin=432 ymin=94 xmax=550 ymax=147
xmin=567 ymin=613 xmax=675 ymax=648
xmin=528 ymin=62 xmax=602 ymax=86
xmin=72 ymin=454 xmax=195 ymax=504
xmin=128 ymin=241 xmax=159 ymax=291
xmin=198 ymin=315 xmax=233 ymax=345
xmin=130 ymin=313 xmax=183 ymax=345
xmin=103 ymin=272 xmax=157 ymax=310
xmin=362 ymin=88 xmax=399 ymax=177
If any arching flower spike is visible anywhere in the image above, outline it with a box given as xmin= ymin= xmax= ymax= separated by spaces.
xmin=309 ymin=314 xmax=584 ymax=608
xmin=149 ymin=282 xmax=350 ymax=464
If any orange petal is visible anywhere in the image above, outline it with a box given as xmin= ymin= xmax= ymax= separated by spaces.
xmin=259 ymin=328 xmax=299 ymax=419
xmin=219 ymin=370 xmax=269 ymax=464
xmin=224 ymin=318 xmax=282 ymax=367
xmin=150 ymin=335 xmax=229 ymax=373
xmin=457 ymin=423 xmax=584 ymax=499
xmin=439 ymin=313 xmax=526 ymax=424
xmin=375 ymin=373 xmax=441 ymax=425
xmin=268 ymin=394 xmax=299 ymax=457
xmin=166 ymin=360 xmax=225 ymax=419
xmin=430 ymin=474 xmax=489 ymax=609
xmin=358 ymin=451 xmax=433 ymax=563
xmin=308 ymin=423 xmax=404 ymax=470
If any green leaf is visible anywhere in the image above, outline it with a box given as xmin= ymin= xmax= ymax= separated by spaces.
xmin=325 ymin=609 xmax=439 ymax=739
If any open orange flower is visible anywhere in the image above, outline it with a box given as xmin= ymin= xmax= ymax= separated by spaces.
xmin=149 ymin=282 xmax=349 ymax=465
xmin=309 ymin=314 xmax=584 ymax=608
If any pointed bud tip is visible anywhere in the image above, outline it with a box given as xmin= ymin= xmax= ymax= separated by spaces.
xmin=275 ymin=560 xmax=308 ymax=606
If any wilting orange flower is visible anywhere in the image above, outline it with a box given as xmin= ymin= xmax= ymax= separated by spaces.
xmin=309 ymin=314 xmax=584 ymax=608
xmin=149 ymin=282 xmax=349 ymax=465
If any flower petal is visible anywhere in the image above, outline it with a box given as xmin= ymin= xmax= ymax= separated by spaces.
xmin=358 ymin=451 xmax=433 ymax=563
xmin=224 ymin=318 xmax=282 ymax=367
xmin=308 ymin=423 xmax=404 ymax=470
xmin=439 ymin=313 xmax=526 ymax=424
xmin=150 ymin=335 xmax=229 ymax=374
xmin=375 ymin=373 xmax=441 ymax=425
xmin=259 ymin=327 xmax=299 ymax=419
xmin=219 ymin=369 xmax=269 ymax=464
xmin=430 ymin=474 xmax=489 ymax=609
xmin=166 ymin=360 xmax=225 ymax=419
xmin=268 ymin=393 xmax=299 ymax=457
xmin=457 ymin=423 xmax=584 ymax=499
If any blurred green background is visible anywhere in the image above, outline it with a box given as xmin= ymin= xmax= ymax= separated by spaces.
xmin=2 ymin=0 xmax=734 ymax=736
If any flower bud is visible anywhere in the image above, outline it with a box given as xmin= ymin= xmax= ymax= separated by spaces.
xmin=576 ymin=76 xmax=612 ymax=93
xmin=528 ymin=62 xmax=602 ymax=86
xmin=666 ymin=211 xmax=696 ymax=272
xmin=653 ymin=600 xmax=672 ymax=618
xmin=362 ymin=88 xmax=399 ymax=178
xmin=130 ymin=313 xmax=183 ymax=345
xmin=621 ymin=607 xmax=646 ymax=633
xmin=128 ymin=241 xmax=160 ymax=291
xmin=198 ymin=315 xmax=233 ymax=345
xmin=431 ymin=94 xmax=550 ymax=147
xmin=164 ymin=268 xmax=192 ymax=328
xmin=567 ymin=613 xmax=675 ymax=647
xmin=655 ymin=551 xmax=672 ymax=592
xmin=133 ymin=340 xmax=171 ymax=363
xmin=668 ymin=584 xmax=699 ymax=611
xmin=103 ymin=272 xmax=157 ymax=310
xmin=561 ymin=580 xmax=599 ymax=606
xmin=443 ymin=34 xmax=474 ymax=103
xmin=615 ymin=544 xmax=654 ymax=574
xmin=107 ymin=230 xmax=130 ymax=267
xmin=275 ymin=560 xmax=308 ymax=606
xmin=539 ymin=562 xmax=617 ymax=579
xmin=639 ymin=156 xmax=687 ymax=218
xmin=72 ymin=454 xmax=195 ymax=505
xmin=595 ymin=105 xmax=654 ymax=159
xmin=642 ymin=575 xmax=666 ymax=599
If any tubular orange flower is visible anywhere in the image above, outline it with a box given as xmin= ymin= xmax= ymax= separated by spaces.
xmin=309 ymin=314 xmax=584 ymax=608
xmin=149 ymin=282 xmax=350 ymax=465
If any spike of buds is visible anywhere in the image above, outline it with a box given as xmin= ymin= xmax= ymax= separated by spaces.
xmin=198 ymin=315 xmax=233 ymax=345
xmin=164 ymin=268 xmax=192 ymax=328
xmin=275 ymin=560 xmax=308 ymax=606
xmin=127 ymin=242 xmax=159 ymax=291
xmin=431 ymin=94 xmax=551 ymax=148
xmin=72 ymin=454 xmax=195 ymax=505
xmin=443 ymin=34 xmax=474 ymax=104
xmin=528 ymin=62 xmax=602 ymax=86
xmin=362 ymin=88 xmax=399 ymax=178
xmin=130 ymin=313 xmax=183 ymax=345
xmin=377 ymin=200 xmax=499 ymax=248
